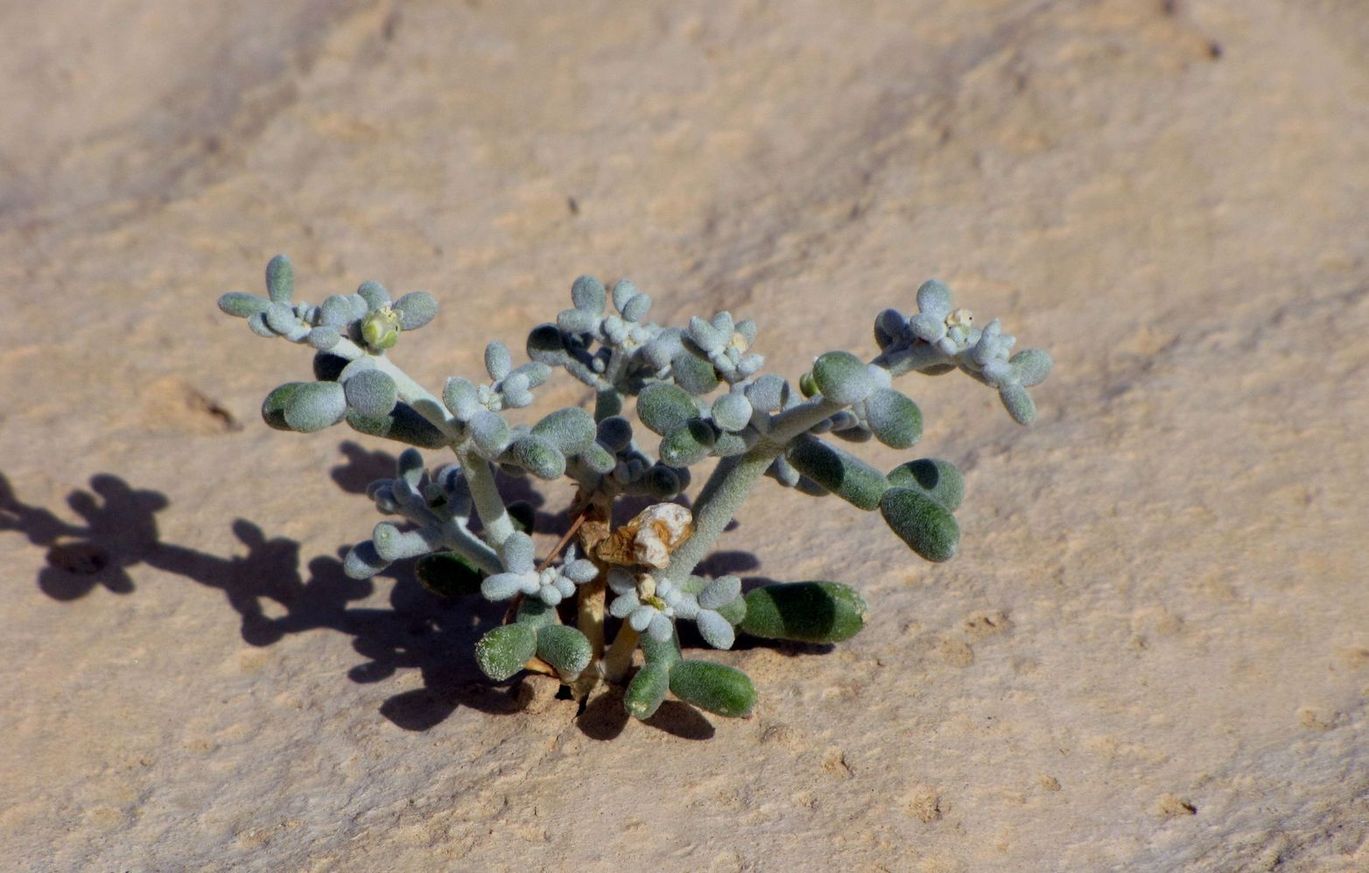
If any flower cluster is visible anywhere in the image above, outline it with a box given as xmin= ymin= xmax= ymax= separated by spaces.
xmin=607 ymin=569 xmax=743 ymax=650
xmin=480 ymin=533 xmax=599 ymax=606
xmin=872 ymin=279 xmax=1052 ymax=424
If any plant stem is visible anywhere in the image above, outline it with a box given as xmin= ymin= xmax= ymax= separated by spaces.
xmin=537 ymin=510 xmax=589 ymax=571
xmin=459 ymin=449 xmax=514 ymax=550
xmin=327 ymin=337 xmax=464 ymax=440
xmin=601 ymin=624 xmax=639 ymax=683
xmin=439 ymin=521 xmax=503 ymax=575
xmin=661 ymin=397 xmax=846 ymax=586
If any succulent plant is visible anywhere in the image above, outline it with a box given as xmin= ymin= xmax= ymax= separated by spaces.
xmin=219 ymin=258 xmax=1052 ymax=721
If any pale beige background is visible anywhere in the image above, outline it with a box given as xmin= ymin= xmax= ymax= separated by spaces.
xmin=1 ymin=1 xmax=1365 ymax=871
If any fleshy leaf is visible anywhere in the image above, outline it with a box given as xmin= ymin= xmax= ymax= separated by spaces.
xmin=739 ymin=581 xmax=867 ymax=643
xmin=637 ymin=382 xmax=697 ymax=436
xmin=887 ymin=458 xmax=964 ymax=511
xmin=283 ymin=381 xmax=346 ymax=432
xmin=786 ymin=435 xmax=888 ymax=510
xmin=879 ymin=487 xmax=960 ymax=562
xmin=864 ymin=387 xmax=922 ymax=449
xmin=474 ymin=624 xmax=537 ymax=681
xmin=811 ymin=351 xmax=873 ymax=405
xmin=343 ymin=369 xmax=398 ymax=418
xmin=668 ymin=660 xmax=755 ymax=718
xmin=415 ymin=552 xmax=484 ymax=598
xmin=536 ymin=625 xmax=592 ymax=680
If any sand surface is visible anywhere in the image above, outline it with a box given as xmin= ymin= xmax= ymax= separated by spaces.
xmin=1 ymin=1 xmax=1366 ymax=870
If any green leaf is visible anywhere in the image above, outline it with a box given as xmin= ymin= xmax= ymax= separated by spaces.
xmin=504 ymin=435 xmax=566 ymax=479
xmin=343 ymin=369 xmax=398 ymax=418
xmin=536 ymin=625 xmax=592 ymax=681
xmin=526 ymin=323 xmax=568 ymax=365
xmin=218 ymin=291 xmax=268 ymax=318
xmin=344 ymin=403 xmax=450 ymax=448
xmin=669 ymin=660 xmax=756 ymax=718
xmin=916 ymin=279 xmax=952 ymax=318
xmin=283 ymin=381 xmax=346 ymax=432
xmin=415 ymin=551 xmax=484 ymax=598
xmin=532 ymin=407 xmax=597 ymax=455
xmin=786 ymin=434 xmax=888 ymax=510
xmin=999 ymin=382 xmax=1036 ymax=425
xmin=660 ymin=420 xmax=716 ymax=467
xmin=637 ymin=382 xmax=697 ymax=436
xmin=739 ymin=581 xmax=867 ymax=643
xmin=1010 ymin=348 xmax=1053 ymax=387
xmin=864 ymin=387 xmax=922 ymax=449
xmin=710 ymin=392 xmax=753 ymax=432
xmin=474 ymin=624 xmax=537 ymax=681
xmin=312 ymin=351 xmax=349 ymax=382
xmin=811 ymin=351 xmax=872 ymax=404
xmin=265 ymin=254 xmax=294 ymax=303
xmin=571 ymin=275 xmax=607 ymax=313
xmin=887 ymin=458 xmax=964 ymax=511
xmin=879 ymin=486 xmax=960 ymax=562
xmin=671 ymin=351 xmax=720 ymax=395
xmin=261 ymin=383 xmax=305 ymax=431
xmin=624 ymin=662 xmax=671 ymax=720
xmin=393 ymin=292 xmax=438 ymax=330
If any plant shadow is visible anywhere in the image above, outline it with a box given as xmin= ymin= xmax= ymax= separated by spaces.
xmin=3 ymin=443 xmax=771 ymax=736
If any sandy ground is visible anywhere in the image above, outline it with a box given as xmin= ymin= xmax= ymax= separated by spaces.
xmin=1 ymin=1 xmax=1366 ymax=870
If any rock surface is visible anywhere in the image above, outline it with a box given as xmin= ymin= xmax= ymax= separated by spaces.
xmin=1 ymin=1 xmax=1365 ymax=870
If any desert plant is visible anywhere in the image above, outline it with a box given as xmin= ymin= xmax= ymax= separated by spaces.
xmin=218 ymin=256 xmax=1051 ymax=719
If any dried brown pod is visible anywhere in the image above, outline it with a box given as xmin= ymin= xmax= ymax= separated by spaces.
xmin=594 ymin=503 xmax=693 ymax=569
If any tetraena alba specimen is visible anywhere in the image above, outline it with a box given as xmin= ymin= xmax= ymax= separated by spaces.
xmin=218 ymin=257 xmax=1052 ymax=721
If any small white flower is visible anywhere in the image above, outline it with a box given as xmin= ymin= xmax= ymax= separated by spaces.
xmin=481 ymin=538 xmax=600 ymax=605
